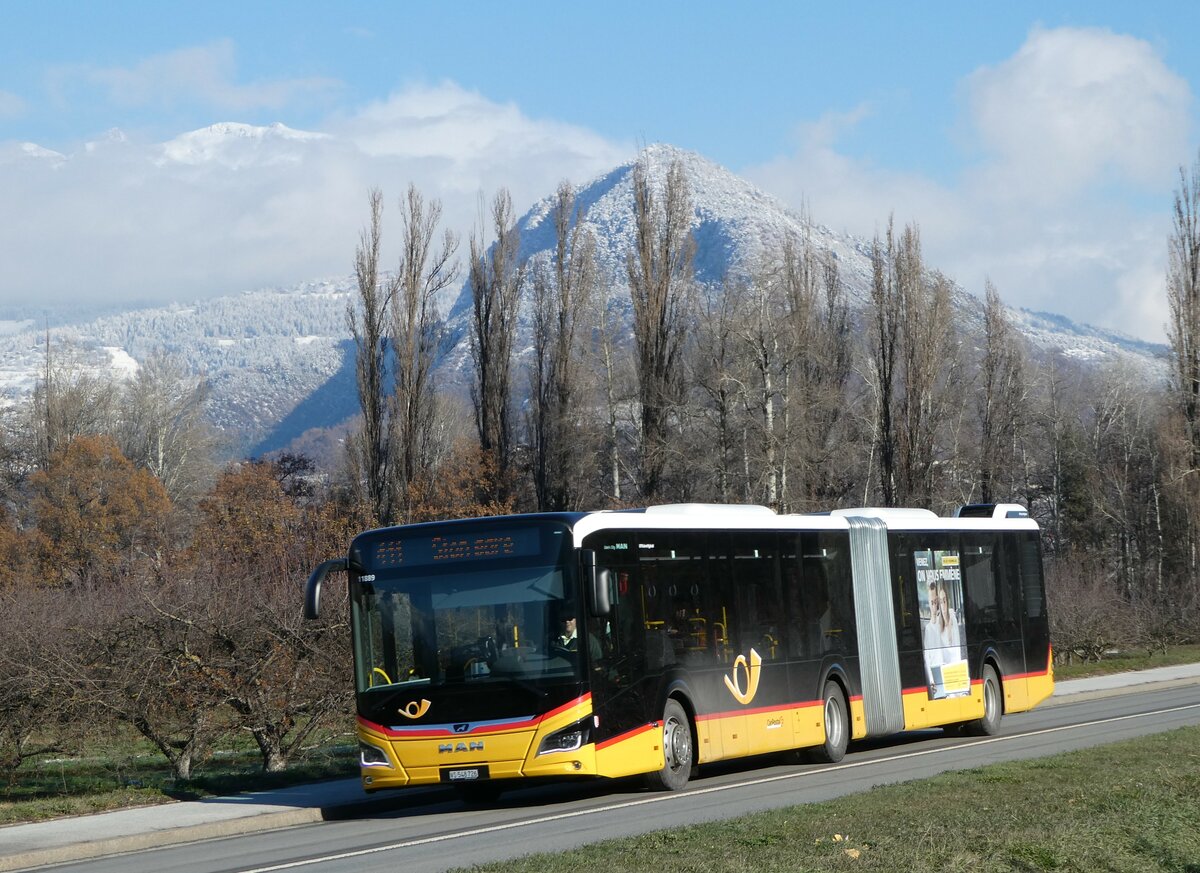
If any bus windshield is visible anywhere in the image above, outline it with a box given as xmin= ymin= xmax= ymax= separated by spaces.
xmin=349 ymin=524 xmax=582 ymax=694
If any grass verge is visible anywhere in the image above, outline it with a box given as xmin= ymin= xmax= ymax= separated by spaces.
xmin=1054 ymin=643 xmax=1200 ymax=681
xmin=0 ymin=737 xmax=357 ymax=825
xmin=452 ymin=725 xmax=1200 ymax=873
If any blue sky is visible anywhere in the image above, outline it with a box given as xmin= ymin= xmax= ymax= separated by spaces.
xmin=2 ymin=2 xmax=1198 ymax=340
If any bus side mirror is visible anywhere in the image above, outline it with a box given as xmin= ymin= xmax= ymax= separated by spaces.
xmin=582 ymin=550 xmax=611 ymax=616
xmin=305 ymin=558 xmax=348 ymax=620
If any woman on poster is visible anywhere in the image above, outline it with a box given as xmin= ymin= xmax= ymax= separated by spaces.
xmin=923 ymin=578 xmax=966 ymax=696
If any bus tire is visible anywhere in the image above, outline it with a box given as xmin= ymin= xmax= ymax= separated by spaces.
xmin=808 ymin=681 xmax=849 ymax=764
xmin=964 ymin=665 xmax=1003 ymax=736
xmin=645 ymin=699 xmax=694 ymax=791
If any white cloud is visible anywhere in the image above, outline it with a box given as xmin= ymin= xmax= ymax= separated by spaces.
xmin=0 ymin=90 xmax=24 ymax=119
xmin=61 ymin=40 xmax=341 ymax=112
xmin=332 ymin=82 xmax=630 ymax=198
xmin=0 ymin=82 xmax=632 ymax=315
xmin=746 ymin=26 xmax=1193 ymax=343
xmin=750 ymin=105 xmax=968 ymax=240
xmin=966 ymin=26 xmax=1190 ymax=200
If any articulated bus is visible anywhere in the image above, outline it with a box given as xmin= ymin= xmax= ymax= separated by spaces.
xmin=305 ymin=503 xmax=1053 ymax=799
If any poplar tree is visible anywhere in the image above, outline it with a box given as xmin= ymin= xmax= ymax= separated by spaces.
xmin=628 ymin=157 xmax=695 ymax=502
xmin=469 ymin=189 xmax=524 ymax=500
xmin=347 ymin=189 xmax=391 ymax=524
xmin=531 ymin=182 xmax=597 ymax=511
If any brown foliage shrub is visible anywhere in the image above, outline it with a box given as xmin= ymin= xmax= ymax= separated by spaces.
xmin=1046 ymin=553 xmax=1134 ymax=663
xmin=30 ymin=435 xmax=172 ymax=587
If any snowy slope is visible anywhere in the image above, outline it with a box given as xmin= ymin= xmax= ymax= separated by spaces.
xmin=0 ymin=143 xmax=1168 ymax=453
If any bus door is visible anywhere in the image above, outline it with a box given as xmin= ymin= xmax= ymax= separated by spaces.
xmin=785 ymin=531 xmax=858 ymax=744
xmin=892 ymin=533 xmax=971 ymax=729
xmin=962 ymin=532 xmax=1027 ymax=710
xmin=1015 ymin=531 xmax=1052 ymax=707
xmin=724 ymin=531 xmax=789 ymax=757
xmin=587 ymin=531 xmax=649 ymax=750
xmin=641 ymin=531 xmax=725 ymax=763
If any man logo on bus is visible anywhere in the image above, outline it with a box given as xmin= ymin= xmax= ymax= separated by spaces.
xmin=724 ymin=648 xmax=763 ymax=705
xmin=399 ymin=699 xmax=431 ymax=719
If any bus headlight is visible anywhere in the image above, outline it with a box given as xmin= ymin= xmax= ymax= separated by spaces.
xmin=537 ymin=719 xmax=590 ymax=756
xmin=359 ymin=741 xmax=393 ymax=768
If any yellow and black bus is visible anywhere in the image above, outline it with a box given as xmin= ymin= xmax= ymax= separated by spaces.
xmin=305 ymin=502 xmax=1053 ymax=799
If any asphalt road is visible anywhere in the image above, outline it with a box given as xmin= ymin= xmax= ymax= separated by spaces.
xmin=30 ymin=681 xmax=1200 ymax=873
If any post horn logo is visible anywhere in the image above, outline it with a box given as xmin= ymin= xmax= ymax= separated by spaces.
xmin=399 ymin=699 xmax=431 ymax=720
xmin=724 ymin=648 xmax=763 ymax=705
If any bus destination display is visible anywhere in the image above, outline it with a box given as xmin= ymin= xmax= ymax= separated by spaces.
xmin=373 ymin=527 xmax=541 ymax=568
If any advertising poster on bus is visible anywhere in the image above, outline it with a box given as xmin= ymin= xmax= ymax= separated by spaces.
xmin=915 ymin=549 xmax=969 ymax=699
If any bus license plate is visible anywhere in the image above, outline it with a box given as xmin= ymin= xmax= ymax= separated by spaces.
xmin=443 ymin=765 xmax=488 ymax=782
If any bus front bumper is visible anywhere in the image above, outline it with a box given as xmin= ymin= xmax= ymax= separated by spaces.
xmin=356 ymin=697 xmax=597 ymax=791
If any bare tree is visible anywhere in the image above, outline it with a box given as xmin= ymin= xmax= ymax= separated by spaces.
xmin=779 ymin=235 xmax=853 ymax=511
xmin=595 ymin=276 xmax=631 ymax=504
xmin=976 ymin=280 xmax=1027 ymax=504
xmin=897 ymin=231 xmax=960 ymax=506
xmin=692 ymin=274 xmax=746 ymax=503
xmin=390 ymin=184 xmax=458 ymax=521
xmin=1168 ymin=150 xmax=1200 ymax=467
xmin=347 ymin=189 xmax=391 ymax=524
xmin=70 ymin=576 xmax=230 ymax=781
xmin=188 ymin=462 xmax=352 ymax=772
xmin=1088 ymin=365 xmax=1160 ymax=599
xmin=867 ymin=219 xmax=901 ymax=505
xmin=1165 ymin=151 xmax=1200 ymax=584
xmin=735 ymin=265 xmax=788 ymax=508
xmin=531 ymin=182 xmax=598 ymax=510
xmin=118 ymin=351 xmax=218 ymax=507
xmin=865 ymin=220 xmax=959 ymax=507
xmin=0 ymin=587 xmax=77 ymax=780
xmin=627 ymin=157 xmax=695 ymax=502
xmin=29 ymin=335 xmax=118 ymax=472
xmin=469 ymin=189 xmax=525 ymax=501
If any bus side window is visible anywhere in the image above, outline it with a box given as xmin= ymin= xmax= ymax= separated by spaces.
xmin=1019 ymin=533 xmax=1044 ymax=619
xmin=890 ymin=533 xmax=921 ymax=649
xmin=707 ymin=532 xmax=734 ymax=662
xmin=782 ymin=536 xmax=806 ymax=658
xmin=962 ymin=533 xmax=999 ymax=634
xmin=730 ymin=532 xmax=782 ymax=660
xmin=661 ymin=532 xmax=712 ymax=664
xmin=585 ymin=531 xmax=640 ymax=681
xmin=819 ymin=532 xmax=856 ymax=654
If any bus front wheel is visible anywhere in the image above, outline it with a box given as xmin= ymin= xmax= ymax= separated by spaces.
xmin=964 ymin=665 xmax=1003 ymax=736
xmin=807 ymin=681 xmax=849 ymax=764
xmin=646 ymin=699 xmax=694 ymax=791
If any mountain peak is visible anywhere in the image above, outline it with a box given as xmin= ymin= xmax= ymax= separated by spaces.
xmin=158 ymin=122 xmax=330 ymax=168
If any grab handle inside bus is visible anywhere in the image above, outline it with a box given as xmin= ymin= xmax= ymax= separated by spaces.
xmin=305 ymin=558 xmax=348 ymax=620
xmin=581 ymin=549 xmax=611 ymax=616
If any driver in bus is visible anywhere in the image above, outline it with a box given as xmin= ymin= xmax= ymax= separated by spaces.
xmin=555 ymin=614 xmax=603 ymax=662
xmin=556 ymin=616 xmax=580 ymax=650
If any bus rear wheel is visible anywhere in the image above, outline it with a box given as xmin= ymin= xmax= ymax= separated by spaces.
xmin=646 ymin=699 xmax=694 ymax=791
xmin=807 ymin=681 xmax=849 ymax=764
xmin=964 ymin=665 xmax=1003 ymax=736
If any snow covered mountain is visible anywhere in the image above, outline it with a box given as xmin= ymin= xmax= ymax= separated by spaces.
xmin=0 ymin=144 xmax=1168 ymax=459
xmin=158 ymin=122 xmax=331 ymax=169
